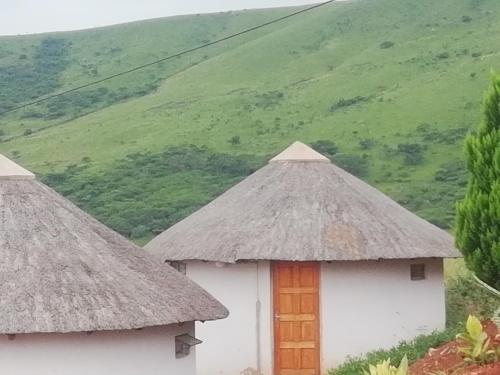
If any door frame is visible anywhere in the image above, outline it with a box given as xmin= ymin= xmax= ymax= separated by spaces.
xmin=272 ymin=261 xmax=321 ymax=375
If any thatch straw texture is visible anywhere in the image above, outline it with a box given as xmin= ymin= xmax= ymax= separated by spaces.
xmin=146 ymin=142 xmax=460 ymax=263
xmin=0 ymin=159 xmax=228 ymax=334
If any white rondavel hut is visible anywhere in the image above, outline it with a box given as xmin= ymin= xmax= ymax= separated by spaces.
xmin=0 ymin=154 xmax=228 ymax=375
xmin=146 ymin=141 xmax=460 ymax=375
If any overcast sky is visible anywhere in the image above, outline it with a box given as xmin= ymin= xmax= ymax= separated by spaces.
xmin=0 ymin=0 xmax=327 ymax=36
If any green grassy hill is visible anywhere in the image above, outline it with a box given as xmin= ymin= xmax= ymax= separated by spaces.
xmin=1 ymin=0 xmax=499 ymax=243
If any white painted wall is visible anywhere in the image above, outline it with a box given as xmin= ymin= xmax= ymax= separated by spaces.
xmin=187 ymin=260 xmax=273 ymax=375
xmin=320 ymin=259 xmax=445 ymax=370
xmin=0 ymin=322 xmax=196 ymax=375
xmin=187 ymin=258 xmax=445 ymax=375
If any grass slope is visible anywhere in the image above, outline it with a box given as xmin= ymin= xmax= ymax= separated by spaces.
xmin=0 ymin=0 xmax=499 ymax=241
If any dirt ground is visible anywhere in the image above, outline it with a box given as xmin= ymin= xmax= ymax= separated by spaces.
xmin=409 ymin=321 xmax=499 ymax=375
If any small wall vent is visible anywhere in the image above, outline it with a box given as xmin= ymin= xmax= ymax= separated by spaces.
xmin=410 ymin=263 xmax=426 ymax=281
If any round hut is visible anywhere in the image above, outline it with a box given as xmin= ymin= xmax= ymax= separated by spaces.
xmin=0 ymin=154 xmax=228 ymax=375
xmin=146 ymin=141 xmax=460 ymax=375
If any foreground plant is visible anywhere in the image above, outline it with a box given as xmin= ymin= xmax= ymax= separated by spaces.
xmin=456 ymin=315 xmax=497 ymax=364
xmin=362 ymin=355 xmax=408 ymax=375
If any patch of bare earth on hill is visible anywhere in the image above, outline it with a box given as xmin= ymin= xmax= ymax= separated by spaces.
xmin=409 ymin=321 xmax=499 ymax=375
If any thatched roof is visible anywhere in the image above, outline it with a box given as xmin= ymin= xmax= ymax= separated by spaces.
xmin=0 ymin=155 xmax=228 ymax=334
xmin=146 ymin=141 xmax=460 ymax=263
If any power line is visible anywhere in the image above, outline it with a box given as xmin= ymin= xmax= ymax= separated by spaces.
xmin=0 ymin=1 xmax=335 ymax=117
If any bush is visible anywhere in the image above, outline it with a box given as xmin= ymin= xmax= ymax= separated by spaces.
xmin=397 ymin=143 xmax=425 ymax=165
xmin=436 ymin=52 xmax=450 ymax=59
xmin=420 ymin=126 xmax=468 ymax=145
xmin=391 ymin=159 xmax=468 ymax=230
xmin=380 ymin=41 xmax=394 ymax=49
xmin=328 ymin=328 xmax=458 ymax=375
xmin=310 ymin=140 xmax=338 ymax=157
xmin=0 ymin=36 xmax=160 ymax=119
xmin=433 ymin=160 xmax=467 ymax=186
xmin=130 ymin=225 xmax=150 ymax=239
xmin=0 ymin=37 xmax=69 ymax=113
xmin=254 ymin=91 xmax=285 ymax=109
xmin=446 ymin=275 xmax=499 ymax=328
xmin=41 ymin=145 xmax=260 ymax=239
xmin=334 ymin=154 xmax=369 ymax=177
xmin=20 ymin=110 xmax=44 ymax=119
xmin=228 ymin=135 xmax=241 ymax=145
xmin=359 ymin=138 xmax=376 ymax=150
xmin=330 ymin=96 xmax=369 ymax=112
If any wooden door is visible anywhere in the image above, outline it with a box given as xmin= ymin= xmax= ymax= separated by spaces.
xmin=273 ymin=262 xmax=320 ymax=375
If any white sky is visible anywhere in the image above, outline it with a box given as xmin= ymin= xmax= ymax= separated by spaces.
xmin=0 ymin=0 xmax=325 ymax=36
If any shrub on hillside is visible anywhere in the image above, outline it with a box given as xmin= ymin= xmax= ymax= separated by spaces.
xmin=436 ymin=52 xmax=450 ymax=59
xmin=380 ymin=41 xmax=394 ymax=49
xmin=228 ymin=135 xmax=241 ymax=145
xmin=254 ymin=91 xmax=285 ymax=109
xmin=0 ymin=37 xmax=69 ymax=113
xmin=397 ymin=143 xmax=425 ymax=165
xmin=330 ymin=96 xmax=369 ymax=112
xmin=20 ymin=110 xmax=44 ymax=119
xmin=131 ymin=225 xmax=149 ymax=239
xmin=419 ymin=126 xmax=468 ymax=145
xmin=390 ymin=158 xmax=469 ymax=230
xmin=310 ymin=140 xmax=338 ymax=157
xmin=433 ymin=160 xmax=467 ymax=186
xmin=359 ymin=138 xmax=376 ymax=150
xmin=333 ymin=154 xmax=369 ymax=177
xmin=41 ymin=145 xmax=260 ymax=239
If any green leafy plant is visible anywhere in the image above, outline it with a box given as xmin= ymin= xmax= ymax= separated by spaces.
xmin=456 ymin=315 xmax=496 ymax=364
xmin=362 ymin=356 xmax=408 ymax=375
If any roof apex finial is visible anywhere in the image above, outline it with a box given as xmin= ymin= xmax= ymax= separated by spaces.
xmin=269 ymin=141 xmax=331 ymax=163
xmin=0 ymin=154 xmax=35 ymax=180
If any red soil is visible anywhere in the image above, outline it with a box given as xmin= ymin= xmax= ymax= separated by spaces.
xmin=409 ymin=321 xmax=499 ymax=375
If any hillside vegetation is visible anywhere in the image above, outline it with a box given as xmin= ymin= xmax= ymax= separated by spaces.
xmin=0 ymin=0 xmax=499 ymax=242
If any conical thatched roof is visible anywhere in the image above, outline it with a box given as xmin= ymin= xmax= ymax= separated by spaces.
xmin=146 ymin=141 xmax=460 ymax=263
xmin=0 ymin=155 xmax=228 ymax=334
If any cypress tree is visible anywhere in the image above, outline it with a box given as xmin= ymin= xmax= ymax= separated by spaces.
xmin=455 ymin=75 xmax=500 ymax=290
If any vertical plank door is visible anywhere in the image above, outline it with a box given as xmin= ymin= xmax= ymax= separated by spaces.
xmin=273 ymin=262 xmax=320 ymax=375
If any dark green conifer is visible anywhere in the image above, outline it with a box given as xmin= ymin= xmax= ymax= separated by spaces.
xmin=455 ymin=75 xmax=500 ymax=290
